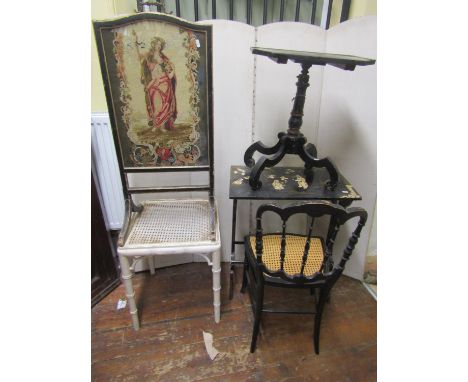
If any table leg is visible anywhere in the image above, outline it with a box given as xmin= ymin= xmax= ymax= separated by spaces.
xmin=229 ymin=199 xmax=238 ymax=300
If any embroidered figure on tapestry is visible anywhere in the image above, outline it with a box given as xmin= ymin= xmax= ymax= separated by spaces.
xmin=101 ymin=21 xmax=209 ymax=167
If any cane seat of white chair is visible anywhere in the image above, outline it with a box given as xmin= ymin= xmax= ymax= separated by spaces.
xmin=119 ymin=199 xmax=220 ymax=256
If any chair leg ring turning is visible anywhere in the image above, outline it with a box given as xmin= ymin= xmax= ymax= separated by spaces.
xmin=212 ymin=254 xmax=221 ymax=323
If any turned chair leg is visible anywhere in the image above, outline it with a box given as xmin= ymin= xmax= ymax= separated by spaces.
xmin=147 ymin=256 xmax=155 ymax=275
xmin=250 ymin=304 xmax=263 ymax=352
xmin=119 ymin=254 xmax=140 ymax=330
xmin=250 ymin=285 xmax=264 ymax=353
xmin=240 ymin=255 xmax=249 ymax=293
xmin=314 ymin=287 xmax=329 ymax=354
xmin=212 ymin=250 xmax=221 ymax=323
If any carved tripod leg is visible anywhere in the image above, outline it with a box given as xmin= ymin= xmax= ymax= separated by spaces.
xmin=303 ymin=143 xmax=318 ymax=183
xmin=212 ymin=249 xmax=221 ymax=323
xmin=119 ymin=253 xmax=140 ymax=330
xmin=297 ymin=144 xmax=339 ymax=190
xmin=304 ymin=142 xmax=317 ymax=157
xmin=243 ymin=134 xmax=285 ymax=168
xmin=249 ymin=142 xmax=287 ymax=190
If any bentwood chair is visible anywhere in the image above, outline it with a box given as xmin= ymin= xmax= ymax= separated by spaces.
xmin=241 ymin=201 xmax=367 ymax=353
xmin=93 ymin=13 xmax=221 ymax=329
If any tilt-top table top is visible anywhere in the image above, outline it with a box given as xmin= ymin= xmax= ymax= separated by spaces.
xmin=251 ymin=47 xmax=376 ymax=70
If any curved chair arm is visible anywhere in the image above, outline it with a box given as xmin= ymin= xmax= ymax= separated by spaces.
xmin=336 ymin=208 xmax=368 ymax=270
xmin=117 ymin=199 xmax=132 ymax=247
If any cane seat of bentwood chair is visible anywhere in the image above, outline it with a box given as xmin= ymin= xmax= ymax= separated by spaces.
xmin=241 ymin=201 xmax=368 ymax=354
xmin=93 ymin=13 xmax=221 ymax=330
xmin=248 ymin=234 xmax=324 ymax=277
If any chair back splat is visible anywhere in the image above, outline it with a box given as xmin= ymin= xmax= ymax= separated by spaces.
xmin=300 ymin=217 xmax=315 ymax=275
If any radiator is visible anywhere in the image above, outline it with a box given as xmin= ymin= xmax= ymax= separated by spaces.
xmin=91 ymin=113 xmax=125 ymax=230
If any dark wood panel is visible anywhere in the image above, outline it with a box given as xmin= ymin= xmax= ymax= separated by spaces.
xmin=91 ymin=172 xmax=120 ymax=307
xmin=229 ymin=166 xmax=361 ymax=200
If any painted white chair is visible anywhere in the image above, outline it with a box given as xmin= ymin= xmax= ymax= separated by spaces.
xmin=117 ymin=199 xmax=220 ymax=329
xmin=94 ymin=13 xmax=221 ymax=329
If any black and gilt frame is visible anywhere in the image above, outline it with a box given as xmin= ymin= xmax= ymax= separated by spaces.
xmin=93 ymin=13 xmax=214 ymax=197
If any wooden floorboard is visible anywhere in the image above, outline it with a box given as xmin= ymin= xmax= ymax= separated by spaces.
xmin=92 ymin=263 xmax=376 ymax=381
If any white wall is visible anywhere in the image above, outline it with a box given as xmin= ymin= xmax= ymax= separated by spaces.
xmin=206 ymin=20 xmax=256 ymax=261
xmin=318 ymin=16 xmax=377 ymax=279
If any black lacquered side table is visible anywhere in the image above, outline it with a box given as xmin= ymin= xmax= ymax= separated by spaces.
xmin=228 ymin=165 xmax=362 ymax=299
xmin=244 ymin=47 xmax=375 ymax=191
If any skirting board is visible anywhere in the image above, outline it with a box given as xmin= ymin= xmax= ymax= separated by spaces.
xmin=362 ymin=281 xmax=377 ymax=301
